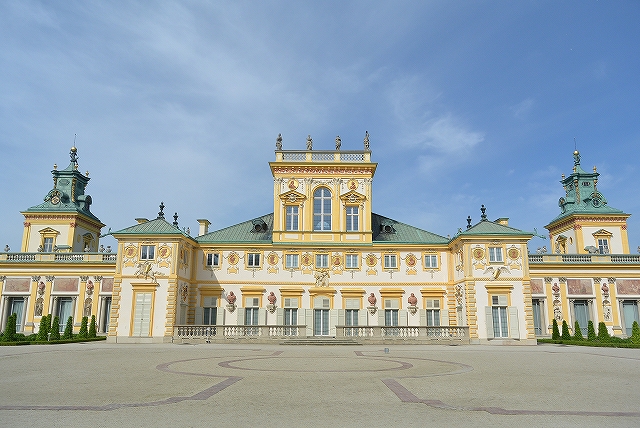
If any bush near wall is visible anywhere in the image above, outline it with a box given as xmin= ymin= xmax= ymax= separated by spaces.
xmin=539 ymin=320 xmax=640 ymax=348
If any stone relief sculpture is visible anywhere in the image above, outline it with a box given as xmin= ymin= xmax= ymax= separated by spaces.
xmin=84 ymin=298 xmax=92 ymax=317
xmin=314 ymin=270 xmax=329 ymax=287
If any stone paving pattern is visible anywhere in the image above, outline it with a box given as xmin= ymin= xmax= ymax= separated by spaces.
xmin=1 ymin=342 xmax=639 ymax=427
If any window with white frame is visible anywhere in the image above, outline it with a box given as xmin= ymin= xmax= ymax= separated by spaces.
xmin=383 ymin=254 xmax=397 ymax=269
xmin=345 ymin=254 xmax=359 ymax=269
xmin=285 ymin=254 xmax=299 ymax=269
xmin=286 ymin=206 xmax=299 ymax=231
xmin=489 ymin=247 xmax=503 ymax=263
xmin=247 ymin=253 xmax=261 ymax=267
xmin=244 ymin=297 xmax=259 ymax=326
xmin=202 ymin=296 xmax=217 ymax=325
xmin=316 ymin=253 xmax=329 ymax=269
xmin=346 ymin=206 xmax=359 ymax=231
xmin=284 ymin=298 xmax=298 ymax=335
xmin=384 ymin=299 xmax=399 ymax=327
xmin=491 ymin=295 xmax=508 ymax=337
xmin=313 ymin=188 xmax=332 ymax=231
xmin=425 ymin=299 xmax=440 ymax=326
xmin=206 ymin=253 xmax=220 ymax=267
xmin=345 ymin=298 xmax=360 ymax=335
xmin=141 ymin=245 xmax=155 ymax=260
xmin=43 ymin=237 xmax=54 ymax=252
xmin=424 ymin=254 xmax=438 ymax=269
xmin=597 ymin=238 xmax=610 ymax=254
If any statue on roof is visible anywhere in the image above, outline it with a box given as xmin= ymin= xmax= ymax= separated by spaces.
xmin=335 ymin=136 xmax=341 ymax=150
xmin=573 ymin=150 xmax=581 ymax=166
xmin=306 ymin=135 xmax=313 ymax=150
xmin=363 ymin=131 xmax=370 ymax=151
xmin=276 ymin=133 xmax=282 ymax=150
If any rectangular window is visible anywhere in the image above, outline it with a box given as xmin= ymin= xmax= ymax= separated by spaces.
xmin=383 ymin=254 xmax=397 ymax=269
xmin=247 ymin=253 xmax=261 ymax=267
xmin=316 ymin=254 xmax=329 ymax=269
xmin=532 ymin=299 xmax=543 ymax=336
xmin=491 ymin=295 xmax=508 ymax=338
xmin=285 ymin=254 xmax=299 ymax=269
xmin=346 ymin=206 xmax=359 ymax=231
xmin=425 ymin=299 xmax=440 ymax=327
xmin=141 ymin=245 xmax=155 ymax=260
xmin=7 ymin=298 xmax=25 ymax=332
xmin=206 ymin=253 xmax=220 ymax=267
xmin=286 ymin=206 xmax=299 ymax=231
xmin=203 ymin=307 xmax=217 ymax=325
xmin=573 ymin=300 xmax=590 ymax=336
xmin=345 ymin=254 xmax=359 ymax=269
xmin=424 ymin=254 xmax=438 ymax=269
xmin=597 ymin=238 xmax=610 ymax=254
xmin=489 ymin=247 xmax=503 ymax=263
xmin=43 ymin=237 xmax=54 ymax=252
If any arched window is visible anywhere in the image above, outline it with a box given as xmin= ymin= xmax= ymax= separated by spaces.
xmin=313 ymin=188 xmax=332 ymax=231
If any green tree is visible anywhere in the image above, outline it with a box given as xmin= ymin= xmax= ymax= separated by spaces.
xmin=1 ymin=313 xmax=17 ymax=342
xmin=573 ymin=321 xmax=584 ymax=340
xmin=587 ymin=320 xmax=596 ymax=341
xmin=561 ymin=320 xmax=571 ymax=340
xmin=62 ymin=316 xmax=74 ymax=339
xmin=50 ymin=316 xmax=61 ymax=340
xmin=552 ymin=319 xmax=560 ymax=340
xmin=37 ymin=315 xmax=50 ymax=341
xmin=597 ymin=322 xmax=610 ymax=341
xmin=631 ymin=321 xmax=640 ymax=345
xmin=78 ymin=316 xmax=88 ymax=338
xmin=88 ymin=315 xmax=97 ymax=338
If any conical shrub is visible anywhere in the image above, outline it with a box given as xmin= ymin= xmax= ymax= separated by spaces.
xmin=573 ymin=321 xmax=584 ymax=340
xmin=597 ymin=322 xmax=610 ymax=341
xmin=552 ymin=319 xmax=560 ymax=340
xmin=561 ymin=320 xmax=571 ymax=340
xmin=88 ymin=315 xmax=97 ymax=338
xmin=62 ymin=316 xmax=74 ymax=339
xmin=78 ymin=316 xmax=88 ymax=338
xmin=50 ymin=316 xmax=61 ymax=340
xmin=587 ymin=320 xmax=596 ymax=341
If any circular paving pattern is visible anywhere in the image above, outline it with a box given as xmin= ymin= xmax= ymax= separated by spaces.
xmin=218 ymin=356 xmax=412 ymax=372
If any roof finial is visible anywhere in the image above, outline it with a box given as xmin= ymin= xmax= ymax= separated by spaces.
xmin=466 ymin=216 xmax=472 ymax=229
xmin=157 ymin=202 xmax=165 ymax=219
xmin=364 ymin=131 xmax=370 ymax=151
xmin=276 ymin=133 xmax=282 ymax=150
xmin=306 ymin=135 xmax=313 ymax=150
xmin=173 ymin=213 xmax=179 ymax=227
xmin=70 ymin=142 xmax=78 ymax=165
xmin=480 ymin=205 xmax=487 ymax=221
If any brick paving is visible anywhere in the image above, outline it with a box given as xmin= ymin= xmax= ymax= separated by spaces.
xmin=1 ymin=342 xmax=639 ymax=427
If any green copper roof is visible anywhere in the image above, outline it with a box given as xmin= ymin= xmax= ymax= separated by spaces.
xmin=371 ymin=213 xmax=449 ymax=244
xmin=23 ymin=148 xmax=103 ymax=225
xmin=196 ymin=214 xmax=273 ymax=243
xmin=548 ymin=151 xmax=627 ymax=225
xmin=112 ymin=217 xmax=192 ymax=237
xmin=458 ymin=219 xmax=531 ymax=237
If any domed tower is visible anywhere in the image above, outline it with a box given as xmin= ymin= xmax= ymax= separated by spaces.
xmin=546 ymin=150 xmax=630 ymax=254
xmin=20 ymin=147 xmax=105 ymax=252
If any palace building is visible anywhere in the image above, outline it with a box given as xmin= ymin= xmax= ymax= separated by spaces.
xmin=1 ymin=137 xmax=639 ymax=344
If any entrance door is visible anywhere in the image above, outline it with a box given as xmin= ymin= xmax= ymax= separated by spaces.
xmin=8 ymin=298 xmax=25 ymax=332
xmin=622 ymin=301 xmax=639 ymax=336
xmin=573 ymin=300 xmax=589 ymax=335
xmin=314 ymin=309 xmax=329 ymax=336
xmin=132 ymin=292 xmax=152 ymax=336
xmin=532 ymin=299 xmax=543 ymax=336
xmin=57 ymin=297 xmax=73 ymax=332
xmin=101 ymin=297 xmax=112 ymax=333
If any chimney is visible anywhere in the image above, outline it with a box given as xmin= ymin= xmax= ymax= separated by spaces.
xmin=197 ymin=219 xmax=211 ymax=236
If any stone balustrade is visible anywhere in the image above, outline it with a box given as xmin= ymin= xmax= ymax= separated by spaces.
xmin=0 ymin=252 xmax=117 ymax=263
xmin=529 ymin=253 xmax=640 ymax=264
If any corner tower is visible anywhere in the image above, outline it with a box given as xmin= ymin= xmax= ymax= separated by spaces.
xmin=20 ymin=147 xmax=105 ymax=252
xmin=546 ymin=150 xmax=630 ymax=254
xmin=269 ymin=133 xmax=377 ymax=244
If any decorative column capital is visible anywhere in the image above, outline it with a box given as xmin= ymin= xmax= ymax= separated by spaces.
xmin=45 ymin=276 xmax=55 ymax=282
xmin=32 ymin=275 xmax=41 ymax=282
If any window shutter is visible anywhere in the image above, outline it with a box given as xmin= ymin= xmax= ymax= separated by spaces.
xmin=358 ymin=309 xmax=368 ymax=327
xmin=399 ymin=310 xmax=408 ymax=326
xmin=237 ymin=309 xmax=244 ymax=326
xmin=330 ymin=309 xmax=338 ymax=336
xmin=305 ymin=309 xmax=314 ymax=337
xmin=216 ymin=307 xmax=225 ymax=325
xmin=485 ymin=306 xmax=494 ymax=339
xmin=377 ymin=309 xmax=385 ymax=326
xmin=338 ymin=309 xmax=345 ymax=326
xmin=276 ymin=308 xmax=284 ymax=325
xmin=258 ymin=309 xmax=267 ymax=325
xmin=441 ymin=308 xmax=449 ymax=327
xmin=508 ymin=306 xmax=520 ymax=339
xmin=194 ymin=307 xmax=203 ymax=325
xmin=498 ymin=295 xmax=508 ymax=306
xmin=419 ymin=310 xmax=427 ymax=326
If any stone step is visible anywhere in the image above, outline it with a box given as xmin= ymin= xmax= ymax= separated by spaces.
xmin=279 ymin=338 xmax=361 ymax=345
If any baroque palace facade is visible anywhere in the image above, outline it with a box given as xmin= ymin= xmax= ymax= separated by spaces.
xmin=1 ymin=138 xmax=640 ymax=344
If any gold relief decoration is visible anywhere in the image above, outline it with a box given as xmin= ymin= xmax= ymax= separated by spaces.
xmin=507 ymin=247 xmax=519 ymax=260
xmin=123 ymin=245 xmax=138 ymax=267
xmin=267 ymin=252 xmax=279 ymax=265
xmin=158 ymin=245 xmax=171 ymax=259
xmin=227 ymin=252 xmax=239 ymax=265
xmin=405 ymin=254 xmax=417 ymax=267
xmin=472 ymin=247 xmax=484 ymax=260
xmin=332 ymin=254 xmax=342 ymax=267
xmin=301 ymin=253 xmax=312 ymax=266
xmin=347 ymin=179 xmax=358 ymax=191
xmin=339 ymin=190 xmax=366 ymax=205
xmin=287 ymin=178 xmax=299 ymax=190
xmin=366 ymin=254 xmax=377 ymax=267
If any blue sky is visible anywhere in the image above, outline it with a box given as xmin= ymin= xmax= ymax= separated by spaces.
xmin=1 ymin=1 xmax=639 ymax=252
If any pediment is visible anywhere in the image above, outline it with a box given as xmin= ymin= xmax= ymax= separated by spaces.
xmin=279 ymin=190 xmax=307 ymax=204
xmin=592 ymin=229 xmax=613 ymax=237
xmin=340 ymin=190 xmax=366 ymax=204
xmin=38 ymin=227 xmax=60 ymax=236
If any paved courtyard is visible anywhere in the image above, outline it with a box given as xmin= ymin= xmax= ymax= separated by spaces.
xmin=1 ymin=341 xmax=639 ymax=427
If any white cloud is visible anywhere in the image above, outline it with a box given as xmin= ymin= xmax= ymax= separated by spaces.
xmin=510 ymin=98 xmax=534 ymax=119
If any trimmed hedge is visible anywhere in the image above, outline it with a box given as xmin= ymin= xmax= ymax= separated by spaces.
xmin=552 ymin=319 xmax=560 ymax=340
xmin=0 ymin=336 xmax=106 ymax=346
xmin=89 ymin=315 xmax=97 ymax=338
